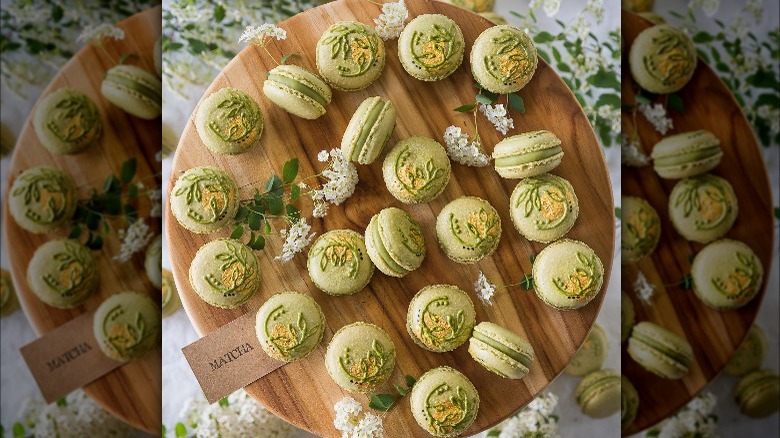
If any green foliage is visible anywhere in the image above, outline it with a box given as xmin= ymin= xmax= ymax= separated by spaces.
xmin=369 ymin=374 xmax=416 ymax=412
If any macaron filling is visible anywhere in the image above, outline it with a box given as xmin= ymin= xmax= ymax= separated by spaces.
xmin=654 ymin=146 xmax=721 ymax=166
xmin=371 ymin=222 xmax=408 ymax=275
xmin=633 ymin=331 xmax=691 ymax=367
xmin=495 ymin=145 xmax=562 ymax=167
xmin=350 ymin=100 xmax=386 ymax=161
xmin=473 ymin=330 xmax=531 ymax=368
xmin=267 ymin=73 xmax=328 ymax=107
xmin=105 ymin=72 xmax=161 ymax=104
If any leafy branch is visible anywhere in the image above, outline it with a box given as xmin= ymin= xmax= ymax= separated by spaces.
xmin=368 ymin=374 xmax=416 ymax=412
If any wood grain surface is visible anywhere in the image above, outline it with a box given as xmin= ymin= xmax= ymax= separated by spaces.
xmin=2 ymin=7 xmax=162 ymax=435
xmin=168 ymin=1 xmax=614 ymax=436
xmin=621 ymin=10 xmax=774 ymax=436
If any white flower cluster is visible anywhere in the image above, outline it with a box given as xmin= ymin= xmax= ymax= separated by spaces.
xmin=374 ymin=1 xmax=408 ymax=41
xmin=443 ymin=126 xmax=491 ymax=167
xmin=276 ymin=217 xmax=316 ymax=263
xmin=311 ymin=148 xmax=359 ymax=218
xmin=148 ymin=188 xmax=162 ymax=218
xmin=651 ymin=392 xmax=718 ymax=438
xmin=689 ymin=0 xmax=721 ymax=18
xmin=566 ymin=0 xmax=605 ymax=40
xmin=333 ymin=396 xmax=385 ymax=438
xmin=758 ymin=105 xmax=780 ymax=135
xmin=4 ymin=1 xmax=51 ymax=24
xmin=77 ymin=23 xmax=125 ymax=44
xmin=621 ymin=134 xmax=650 ymax=167
xmin=168 ymin=1 xmax=214 ymax=24
xmin=633 ymin=271 xmax=655 ymax=304
xmin=238 ymin=24 xmax=287 ymax=46
xmin=178 ymin=390 xmax=298 ymax=438
xmin=17 ymin=390 xmax=130 ymax=437
xmin=474 ymin=271 xmax=496 ymax=306
xmin=114 ymin=219 xmax=155 ymax=263
xmin=493 ymin=392 xmax=561 ymax=438
xmin=480 ymin=104 xmax=515 ymax=136
xmin=638 ymin=103 xmax=673 ymax=135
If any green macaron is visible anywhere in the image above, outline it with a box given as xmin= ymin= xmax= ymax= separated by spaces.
xmin=468 ymin=322 xmax=534 ymax=379
xmin=263 ymin=64 xmax=332 ymax=120
xmin=725 ymin=325 xmax=768 ymax=377
xmin=621 ymin=291 xmax=635 ymax=343
xmin=255 ymin=291 xmax=325 ymax=362
xmin=316 ymin=22 xmax=386 ymax=92
xmin=621 ymin=375 xmax=640 ymax=431
xmin=398 ymin=14 xmax=465 ymax=81
xmin=669 ymin=173 xmax=738 ymax=243
xmin=189 ymin=239 xmax=260 ymax=309
xmin=170 ymin=166 xmax=239 ymax=234
xmin=734 ymin=369 xmax=780 ymax=418
xmin=622 ymin=0 xmax=654 ymax=12
xmin=436 ymin=196 xmax=501 ymax=264
xmin=8 ymin=166 xmax=77 ymax=234
xmin=1 ymin=269 xmax=19 ymax=317
xmin=479 ymin=12 xmax=508 ymax=25
xmin=93 ymin=291 xmax=160 ymax=361
xmin=651 ymin=130 xmax=723 ymax=179
xmin=101 ymin=64 xmax=162 ymax=119
xmin=565 ymin=323 xmax=609 ymax=376
xmin=33 ymin=87 xmax=102 ymax=155
xmin=407 ymin=284 xmax=476 ymax=352
xmin=154 ymin=36 xmax=162 ymax=76
xmin=144 ymin=235 xmax=162 ymax=290
xmin=638 ymin=12 xmax=666 ymax=25
xmin=691 ymin=239 xmax=763 ymax=310
xmin=307 ymin=229 xmax=374 ymax=296
xmin=325 ymin=322 xmax=395 ymax=393
xmin=341 ymin=96 xmax=396 ymax=164
xmin=27 ymin=239 xmax=98 ymax=309
xmin=492 ymin=130 xmax=563 ymax=179
xmin=628 ymin=321 xmax=693 ymax=379
xmin=629 ymin=24 xmax=697 ymax=94
xmin=365 ymin=207 xmax=426 ymax=278
xmin=161 ymin=269 xmax=181 ymax=318
xmin=470 ymin=25 xmax=538 ymax=94
xmin=621 ymin=196 xmax=661 ymax=263
xmin=1 ymin=122 xmax=15 ymax=158
xmin=383 ymin=136 xmax=451 ymax=204
xmin=409 ymin=366 xmax=480 ymax=437
xmin=575 ymin=369 xmax=622 ymax=418
xmin=195 ymin=87 xmax=263 ymax=155
xmin=510 ymin=173 xmax=578 ymax=243
xmin=442 ymin=0 xmax=495 ymax=12
xmin=532 ymin=239 xmax=604 ymax=310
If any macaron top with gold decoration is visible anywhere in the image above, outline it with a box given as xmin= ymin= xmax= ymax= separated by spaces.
xmin=398 ymin=14 xmax=465 ymax=81
xmin=188 ymin=238 xmax=260 ymax=309
xmin=510 ymin=173 xmax=579 ymax=243
xmin=195 ymin=87 xmax=263 ymax=155
xmin=9 ymin=166 xmax=78 ymax=234
xmin=436 ymin=196 xmax=501 ymax=264
xmin=668 ymin=173 xmax=737 ymax=243
xmin=409 ymin=366 xmax=480 ymax=437
xmin=170 ymin=166 xmax=239 ymax=234
xmin=621 ymin=196 xmax=661 ymax=263
xmin=407 ymin=284 xmax=476 ymax=353
xmin=1 ymin=269 xmax=17 ymax=316
xmin=325 ymin=322 xmax=395 ymax=393
xmin=307 ymin=229 xmax=374 ymax=296
xmin=33 ymin=87 xmax=102 ymax=155
xmin=691 ymin=239 xmax=763 ymax=310
xmin=629 ymin=24 xmax=697 ymax=94
xmin=255 ymin=291 xmax=325 ymax=362
xmin=442 ymin=0 xmax=495 ymax=12
xmin=382 ymin=136 xmax=451 ymax=204
xmin=26 ymin=239 xmax=98 ymax=309
xmin=470 ymin=25 xmax=538 ymax=94
xmin=316 ymin=21 xmax=386 ymax=91
xmin=161 ymin=269 xmax=181 ymax=318
xmin=93 ymin=291 xmax=161 ymax=361
xmin=532 ymin=238 xmax=604 ymax=310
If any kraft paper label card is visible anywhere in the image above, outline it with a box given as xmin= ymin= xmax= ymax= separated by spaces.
xmin=20 ymin=312 xmax=125 ymax=403
xmin=181 ymin=311 xmax=284 ymax=403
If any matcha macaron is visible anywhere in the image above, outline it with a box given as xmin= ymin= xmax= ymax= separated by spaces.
xmin=628 ymin=321 xmax=693 ymax=379
xmin=471 ymin=25 xmax=538 ymax=94
xmin=365 ymin=207 xmax=426 ymax=278
xmin=34 ymin=87 xmax=102 ymax=155
xmin=145 ymin=235 xmax=162 ymax=289
xmin=196 ymin=87 xmax=263 ymax=155
xmin=263 ymin=64 xmax=332 ymax=120
xmin=27 ymin=239 xmax=98 ymax=309
xmin=325 ymin=322 xmax=395 ymax=393
xmin=161 ymin=269 xmax=181 ymax=318
xmin=565 ymin=323 xmax=609 ymax=376
xmin=630 ymin=24 xmax=697 ymax=94
xmin=622 ymin=0 xmax=654 ymax=12
xmin=621 ymin=375 xmax=639 ymax=431
xmin=383 ymin=136 xmax=451 ymax=204
xmin=316 ymin=22 xmax=385 ymax=91
xmin=532 ymin=239 xmax=604 ymax=310
xmin=734 ymin=369 xmax=780 ymax=418
xmin=492 ymin=131 xmax=563 ymax=179
xmin=468 ymin=322 xmax=534 ymax=379
xmin=101 ymin=64 xmax=162 ymax=119
xmin=669 ymin=174 xmax=738 ymax=243
xmin=479 ymin=12 xmax=507 ymax=25
xmin=691 ymin=239 xmax=763 ymax=310
xmin=170 ymin=166 xmax=239 ymax=234
xmin=307 ymin=229 xmax=374 ymax=296
xmin=725 ymin=325 xmax=768 ymax=377
xmin=442 ymin=0 xmax=495 ymax=12
xmin=407 ymin=284 xmax=476 ymax=352
xmin=436 ymin=196 xmax=501 ymax=264
xmin=510 ymin=173 xmax=578 ymax=243
xmin=621 ymin=291 xmax=635 ymax=343
xmin=621 ymin=196 xmax=661 ymax=263
xmin=410 ymin=366 xmax=479 ymax=437
xmin=398 ymin=14 xmax=465 ymax=81
xmin=1 ymin=122 xmax=15 ymax=158
xmin=93 ymin=291 xmax=160 ymax=361
xmin=651 ymin=130 xmax=723 ymax=179
xmin=9 ymin=166 xmax=77 ymax=234
xmin=341 ymin=96 xmax=396 ymax=164
xmin=575 ymin=369 xmax=622 ymax=418
xmin=1 ymin=269 xmax=18 ymax=317
xmin=189 ymin=239 xmax=260 ymax=309
xmin=256 ymin=292 xmax=325 ymax=362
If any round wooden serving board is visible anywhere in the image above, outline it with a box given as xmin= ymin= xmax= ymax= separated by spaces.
xmin=621 ymin=10 xmax=774 ymax=436
xmin=2 ymin=7 xmax=162 ymax=435
xmin=168 ymin=1 xmax=614 ymax=436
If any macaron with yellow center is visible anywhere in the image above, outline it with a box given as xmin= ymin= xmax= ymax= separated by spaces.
xmin=532 ymin=239 xmax=604 ymax=310
xmin=195 ymin=87 xmax=263 ymax=155
xmin=621 ymin=196 xmax=661 ymax=263
xmin=471 ymin=25 xmax=538 ymax=94
xmin=436 ymin=196 xmax=501 ymax=264
xmin=325 ymin=322 xmax=395 ymax=393
xmin=691 ymin=239 xmax=763 ymax=310
xmin=34 ymin=87 xmax=102 ymax=155
xmin=255 ymin=291 xmax=325 ymax=362
xmin=170 ymin=166 xmax=239 ymax=234
xmin=9 ymin=166 xmax=77 ymax=234
xmin=316 ymin=22 xmax=385 ymax=91
xmin=189 ymin=239 xmax=260 ymax=309
xmin=630 ymin=24 xmax=697 ymax=94
xmin=409 ymin=366 xmax=480 ymax=437
xmin=307 ymin=229 xmax=374 ymax=296
xmin=383 ymin=136 xmax=451 ymax=204
xmin=407 ymin=284 xmax=476 ymax=352
xmin=668 ymin=173 xmax=738 ymax=243
xmin=398 ymin=14 xmax=465 ymax=81
xmin=27 ymin=239 xmax=98 ymax=309
xmin=510 ymin=173 xmax=578 ymax=243
xmin=93 ymin=291 xmax=160 ymax=361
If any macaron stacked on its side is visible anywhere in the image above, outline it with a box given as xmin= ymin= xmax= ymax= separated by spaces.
xmin=468 ymin=322 xmax=534 ymax=379
xmin=407 ymin=284 xmax=475 ymax=352
xmin=34 ymin=87 xmax=102 ymax=155
xmin=189 ymin=239 xmax=260 ymax=309
xmin=93 ymin=291 xmax=160 ymax=361
xmin=316 ymin=22 xmax=385 ymax=91
xmin=725 ymin=325 xmax=768 ymax=377
xmin=263 ymin=64 xmax=332 ymax=120
xmin=532 ymin=239 xmax=604 ymax=310
xmin=621 ymin=196 xmax=661 ymax=263
xmin=365 ymin=207 xmax=426 ymax=277
xmin=161 ymin=269 xmax=181 ymax=318
xmin=409 ymin=366 xmax=480 ymax=437
xmin=734 ymin=369 xmax=780 ymax=418
xmin=629 ymin=24 xmax=697 ymax=94
xmin=307 ymin=229 xmax=374 ymax=296
xmin=145 ymin=235 xmax=162 ymax=289
xmin=383 ymin=136 xmax=451 ymax=204
xmin=256 ymin=292 xmax=325 ymax=362
xmin=565 ymin=323 xmax=608 ymax=376
xmin=628 ymin=321 xmax=693 ymax=379
xmin=510 ymin=173 xmax=578 ymax=243
xmin=621 ymin=375 xmax=640 ymax=431
xmin=325 ymin=322 xmax=395 ymax=393
xmin=621 ymin=291 xmax=635 ymax=343
xmin=471 ymin=25 xmax=538 ymax=94
xmin=101 ymin=64 xmax=162 ymax=119
xmin=9 ymin=166 xmax=77 ymax=234
xmin=27 ymin=239 xmax=99 ymax=309
xmin=651 ymin=130 xmax=722 ymax=179
xmin=691 ymin=239 xmax=763 ymax=310
xmin=669 ymin=174 xmax=738 ymax=243
xmin=196 ymin=87 xmax=263 ymax=155
xmin=398 ymin=14 xmax=465 ymax=81
xmin=170 ymin=166 xmax=239 ymax=234
xmin=436 ymin=196 xmax=501 ymax=264
xmin=575 ymin=369 xmax=622 ymax=418
xmin=341 ymin=96 xmax=396 ymax=165
xmin=492 ymin=130 xmax=563 ymax=179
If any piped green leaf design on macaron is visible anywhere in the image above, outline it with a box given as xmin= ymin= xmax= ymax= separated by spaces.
xmin=552 ymin=251 xmax=601 ymax=299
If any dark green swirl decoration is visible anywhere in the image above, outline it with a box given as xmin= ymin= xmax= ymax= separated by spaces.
xmin=449 ymin=208 xmax=500 ymax=249
xmin=425 ymin=383 xmax=471 ymax=435
xmin=395 ymin=146 xmax=445 ymax=195
xmin=311 ymin=233 xmax=362 ymax=278
xmin=642 ymin=28 xmax=696 ymax=87
xmin=674 ymin=175 xmax=729 ymax=230
xmin=484 ymin=29 xmax=534 ymax=83
xmin=410 ymin=24 xmax=461 ymax=73
xmin=173 ymin=168 xmax=233 ymax=225
xmin=208 ymin=91 xmax=260 ymax=142
xmin=11 ymin=168 xmax=72 ymax=225
xmin=322 ymin=23 xmax=380 ymax=78
xmin=102 ymin=305 xmax=154 ymax=357
xmin=419 ymin=296 xmax=466 ymax=349
xmin=400 ymin=217 xmax=425 ymax=256
xmin=46 ymin=94 xmax=100 ymax=143
xmin=553 ymin=251 xmax=601 ymax=299
xmin=264 ymin=304 xmax=321 ymax=358
xmin=712 ymin=252 xmax=760 ymax=301
xmin=204 ymin=240 xmax=255 ymax=298
xmin=42 ymin=241 xmax=93 ymax=298
xmin=338 ymin=339 xmax=392 ymax=387
xmin=515 ymin=177 xmax=570 ymax=230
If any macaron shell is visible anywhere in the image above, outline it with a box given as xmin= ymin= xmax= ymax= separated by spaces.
xmin=628 ymin=322 xmax=693 ymax=379
xmin=651 ymin=130 xmax=722 ymax=178
xmin=0 ymin=269 xmax=18 ymax=317
xmin=316 ymin=22 xmax=385 ymax=91
xmin=468 ymin=337 xmax=529 ymax=379
xmin=365 ymin=215 xmax=406 ymax=277
xmin=735 ymin=369 xmax=780 ymax=418
xmin=307 ymin=229 xmax=374 ymax=296
xmin=435 ymin=196 xmax=501 ymax=264
xmin=469 ymin=321 xmax=534 ymax=379
xmin=8 ymin=167 xmax=77 ymax=234
xmin=27 ymin=239 xmax=98 ymax=309
xmin=189 ymin=239 xmax=260 ymax=309
xmin=144 ymin=235 xmax=163 ymax=289
xmin=725 ymin=324 xmax=767 ymax=377
xmin=342 ymin=96 xmax=396 ymax=165
xmin=383 ymin=136 xmax=451 ymax=204
xmin=93 ymin=291 xmax=160 ymax=361
xmin=161 ymin=269 xmax=181 ymax=318
xmin=407 ymin=284 xmax=476 ymax=352
xmin=398 ymin=14 xmax=465 ymax=81
xmin=565 ymin=323 xmax=608 ymax=376
xmin=492 ymin=131 xmax=564 ymax=179
xmin=629 ymin=25 xmax=697 ymax=94
xmin=33 ymin=88 xmax=102 ymax=155
xmin=442 ymin=0 xmax=495 ymax=12
xmin=621 ymin=291 xmax=635 ymax=343
xmin=101 ymin=64 xmax=162 ymax=119
xmin=532 ymin=239 xmax=604 ymax=310
xmin=621 ymin=375 xmax=639 ymax=431
xmin=691 ymin=239 xmax=763 ymax=310
xmin=325 ymin=322 xmax=395 ymax=393
xmin=255 ymin=291 xmax=325 ymax=362
xmin=668 ymin=174 xmax=738 ymax=244
xmin=195 ymin=87 xmax=263 ymax=155
xmin=621 ymin=196 xmax=661 ymax=263
xmin=509 ymin=173 xmax=578 ymax=243
xmin=470 ymin=25 xmax=538 ymax=94
xmin=409 ymin=366 xmax=479 ymax=437
xmin=170 ymin=166 xmax=239 ymax=234
xmin=263 ymin=64 xmax=331 ymax=120
xmin=575 ymin=369 xmax=622 ymax=418
xmin=627 ymin=338 xmax=689 ymax=379
xmin=365 ymin=208 xmax=426 ymax=277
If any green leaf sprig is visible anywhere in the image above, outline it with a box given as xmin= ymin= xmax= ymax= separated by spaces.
xmin=368 ymin=374 xmax=417 ymax=412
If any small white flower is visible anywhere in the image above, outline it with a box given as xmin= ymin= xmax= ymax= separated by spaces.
xmin=169 ymin=2 xmax=214 ymax=24
xmin=318 ymin=148 xmax=359 ymax=206
xmin=374 ymin=1 xmax=408 ymax=41
xmin=77 ymin=24 xmax=125 ymax=44
xmin=114 ymin=219 xmax=154 ymax=263
xmin=474 ymin=271 xmax=497 ymax=306
xmin=147 ymin=188 xmax=162 ymax=218
xmin=318 ymin=150 xmax=330 ymax=162
xmin=238 ymin=24 xmax=287 ymax=46
xmin=443 ymin=125 xmax=490 ymax=167
xmin=621 ymin=134 xmax=650 ymax=167
xmin=275 ymin=217 xmax=315 ymax=263
xmin=633 ymin=271 xmax=655 ymax=304
xmin=689 ymin=0 xmax=720 ymax=17
xmin=480 ymin=104 xmax=514 ymax=135
xmin=495 ymin=392 xmax=560 ymax=438
xmin=352 ymin=412 xmax=384 ymax=438
xmin=543 ymin=0 xmax=561 ymax=17
xmin=688 ymin=392 xmax=717 ymax=416
xmin=638 ymin=103 xmax=673 ymax=135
